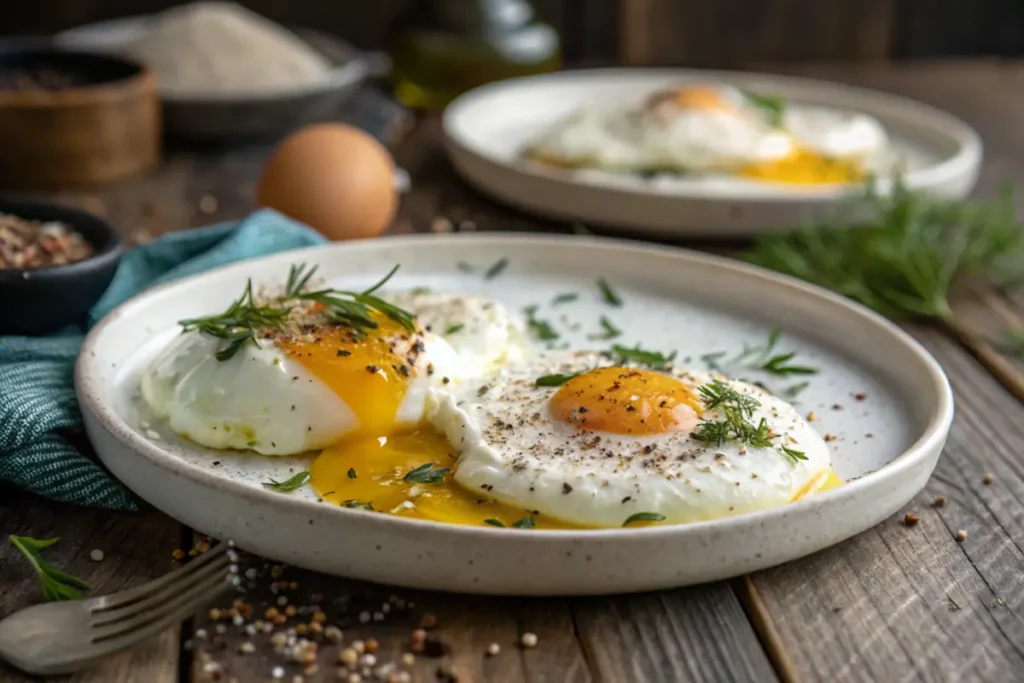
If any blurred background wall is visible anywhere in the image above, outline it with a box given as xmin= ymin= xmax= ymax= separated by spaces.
xmin=3 ymin=0 xmax=1022 ymax=67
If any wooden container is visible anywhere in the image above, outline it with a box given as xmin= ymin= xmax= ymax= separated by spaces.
xmin=0 ymin=45 xmax=161 ymax=190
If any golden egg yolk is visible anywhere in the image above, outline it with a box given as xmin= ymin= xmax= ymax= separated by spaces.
xmin=310 ymin=428 xmax=583 ymax=529
xmin=549 ymin=367 xmax=702 ymax=435
xmin=277 ymin=315 xmax=419 ymax=438
xmin=739 ymin=148 xmax=865 ymax=185
xmin=791 ymin=469 xmax=844 ymax=501
xmin=649 ymin=86 xmax=735 ymax=114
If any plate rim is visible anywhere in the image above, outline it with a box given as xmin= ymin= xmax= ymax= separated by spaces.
xmin=77 ymin=232 xmax=954 ymax=544
xmin=442 ymin=66 xmax=983 ymax=204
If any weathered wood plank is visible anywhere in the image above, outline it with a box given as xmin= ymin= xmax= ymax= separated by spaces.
xmin=573 ymin=584 xmax=779 ymax=683
xmin=187 ymin=555 xmax=594 ymax=683
xmin=749 ymin=325 xmax=1024 ymax=683
xmin=0 ymin=487 xmax=183 ymax=683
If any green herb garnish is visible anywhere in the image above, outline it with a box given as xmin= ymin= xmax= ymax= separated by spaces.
xmin=552 ymin=293 xmax=579 ymax=305
xmin=181 ymin=263 xmax=416 ymax=361
xmin=690 ymin=380 xmax=773 ymax=448
xmin=484 ymin=257 xmax=509 ymax=279
xmin=588 ymin=315 xmax=621 ymax=340
xmin=484 ymin=518 xmax=505 ymax=527
xmin=513 ymin=516 xmax=535 ymax=529
xmin=9 ymin=536 xmax=90 ymax=602
xmin=457 ymin=261 xmax=475 ymax=273
xmin=622 ymin=512 xmax=666 ymax=526
xmin=343 ymin=500 xmax=374 ymax=511
xmin=783 ymin=381 xmax=810 ymax=398
xmin=597 ymin=278 xmax=623 ymax=306
xmin=780 ymin=445 xmax=808 ymax=463
xmin=742 ymin=91 xmax=786 ymax=128
xmin=410 ymin=286 xmax=432 ymax=295
xmin=523 ymin=305 xmax=559 ymax=341
xmin=262 ymin=471 xmax=310 ymax=493
xmin=445 ymin=323 xmax=465 ymax=335
xmin=347 ymin=468 xmax=357 ymax=479
xmin=403 ymin=463 xmax=451 ymax=485
xmin=535 ymin=372 xmax=580 ymax=387
xmin=607 ymin=344 xmax=676 ymax=370
xmin=746 ymin=181 xmax=1024 ymax=322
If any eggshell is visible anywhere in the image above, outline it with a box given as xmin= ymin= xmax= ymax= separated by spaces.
xmin=256 ymin=123 xmax=398 ymax=240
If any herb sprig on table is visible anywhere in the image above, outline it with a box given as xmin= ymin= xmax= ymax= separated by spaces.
xmin=745 ymin=182 xmax=1024 ymax=323
xmin=179 ymin=263 xmax=415 ymax=361
xmin=9 ymin=535 xmax=90 ymax=602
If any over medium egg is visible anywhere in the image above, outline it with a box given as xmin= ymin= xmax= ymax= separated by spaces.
xmin=256 ymin=123 xmax=398 ymax=240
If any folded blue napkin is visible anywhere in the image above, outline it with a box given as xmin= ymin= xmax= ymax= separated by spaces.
xmin=0 ymin=210 xmax=326 ymax=510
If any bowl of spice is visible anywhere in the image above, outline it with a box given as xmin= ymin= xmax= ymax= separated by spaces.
xmin=0 ymin=198 xmax=123 ymax=335
xmin=0 ymin=41 xmax=160 ymax=189
xmin=57 ymin=2 xmax=389 ymax=143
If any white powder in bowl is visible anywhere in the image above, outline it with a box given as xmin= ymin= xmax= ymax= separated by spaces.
xmin=126 ymin=2 xmax=333 ymax=95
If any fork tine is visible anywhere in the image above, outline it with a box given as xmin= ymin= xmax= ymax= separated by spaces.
xmin=91 ymin=551 xmax=233 ymax=629
xmin=91 ymin=541 xmax=234 ymax=613
xmin=91 ymin=563 xmax=234 ymax=643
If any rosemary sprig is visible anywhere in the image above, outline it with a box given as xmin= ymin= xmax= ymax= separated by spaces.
xmin=262 ymin=471 xmax=310 ymax=493
xmin=742 ymin=91 xmax=786 ymax=127
xmin=9 ymin=535 xmax=90 ymax=602
xmin=622 ymin=512 xmax=666 ymax=526
xmin=403 ymin=463 xmax=450 ymax=484
xmin=588 ymin=315 xmax=622 ymax=341
xmin=181 ymin=264 xmax=416 ymax=361
xmin=597 ymin=278 xmax=623 ymax=306
xmin=607 ymin=344 xmax=676 ymax=370
xmin=746 ymin=181 xmax=1024 ymax=322
xmin=535 ymin=372 xmax=580 ymax=387
xmin=484 ymin=257 xmax=509 ymax=279
xmin=513 ymin=515 xmax=535 ymax=529
xmin=523 ymin=306 xmax=559 ymax=341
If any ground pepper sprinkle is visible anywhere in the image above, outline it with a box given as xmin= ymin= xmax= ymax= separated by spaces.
xmin=903 ymin=513 xmax=919 ymax=527
xmin=0 ymin=213 xmax=94 ymax=270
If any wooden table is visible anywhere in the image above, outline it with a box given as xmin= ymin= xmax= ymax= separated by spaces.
xmin=4 ymin=60 xmax=1024 ymax=683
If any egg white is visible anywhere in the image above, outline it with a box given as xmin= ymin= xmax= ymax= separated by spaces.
xmin=784 ymin=106 xmax=890 ymax=164
xmin=385 ymin=291 xmax=529 ymax=379
xmin=142 ymin=329 xmax=463 ymax=456
xmin=428 ymin=350 xmax=832 ymax=528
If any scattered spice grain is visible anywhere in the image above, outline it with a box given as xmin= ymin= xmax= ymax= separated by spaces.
xmin=903 ymin=513 xmax=919 ymax=527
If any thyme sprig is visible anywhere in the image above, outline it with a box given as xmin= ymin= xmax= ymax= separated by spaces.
xmin=9 ymin=535 xmax=90 ymax=602
xmin=179 ymin=263 xmax=415 ymax=361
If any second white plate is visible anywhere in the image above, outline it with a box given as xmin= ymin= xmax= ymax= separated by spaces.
xmin=77 ymin=234 xmax=952 ymax=595
xmin=444 ymin=68 xmax=982 ymax=238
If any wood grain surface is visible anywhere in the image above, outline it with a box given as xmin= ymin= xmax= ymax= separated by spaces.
xmin=4 ymin=62 xmax=1024 ymax=683
xmin=0 ymin=488 xmax=182 ymax=683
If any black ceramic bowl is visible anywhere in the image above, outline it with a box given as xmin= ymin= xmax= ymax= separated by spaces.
xmin=0 ymin=198 xmax=123 ymax=335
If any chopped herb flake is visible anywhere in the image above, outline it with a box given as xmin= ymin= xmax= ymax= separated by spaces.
xmin=484 ymin=257 xmax=509 ymax=279
xmin=262 ymin=471 xmax=310 ymax=493
xmin=597 ymin=278 xmax=623 ymax=306
xmin=403 ymin=462 xmax=451 ymax=485
xmin=622 ymin=512 xmax=666 ymax=526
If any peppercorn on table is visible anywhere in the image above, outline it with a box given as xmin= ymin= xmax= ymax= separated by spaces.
xmin=4 ymin=61 xmax=1024 ymax=683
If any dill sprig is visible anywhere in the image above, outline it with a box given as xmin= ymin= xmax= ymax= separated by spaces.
xmin=9 ymin=535 xmax=90 ymax=602
xmin=746 ymin=181 xmax=1024 ymax=322
xmin=607 ymin=344 xmax=676 ymax=370
xmin=180 ymin=263 xmax=415 ymax=361
xmin=262 ymin=471 xmax=310 ymax=492
xmin=523 ymin=305 xmax=559 ymax=341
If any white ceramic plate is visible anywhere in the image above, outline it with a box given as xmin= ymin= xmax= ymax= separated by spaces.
xmin=77 ymin=234 xmax=953 ymax=596
xmin=443 ymin=69 xmax=982 ymax=238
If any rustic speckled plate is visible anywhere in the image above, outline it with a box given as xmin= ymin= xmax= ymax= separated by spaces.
xmin=76 ymin=234 xmax=953 ymax=596
xmin=444 ymin=68 xmax=982 ymax=237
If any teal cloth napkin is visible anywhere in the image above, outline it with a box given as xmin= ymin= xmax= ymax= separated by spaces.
xmin=0 ymin=209 xmax=326 ymax=510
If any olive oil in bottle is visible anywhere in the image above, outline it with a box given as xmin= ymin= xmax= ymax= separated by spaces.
xmin=389 ymin=0 xmax=561 ymax=110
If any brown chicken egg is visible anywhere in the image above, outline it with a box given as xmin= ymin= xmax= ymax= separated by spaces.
xmin=256 ymin=123 xmax=398 ymax=240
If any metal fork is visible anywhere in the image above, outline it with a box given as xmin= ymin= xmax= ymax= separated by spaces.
xmin=0 ymin=540 xmax=237 ymax=675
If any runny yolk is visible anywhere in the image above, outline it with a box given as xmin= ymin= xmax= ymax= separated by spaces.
xmin=790 ymin=469 xmax=844 ymax=501
xmin=310 ymin=428 xmax=582 ymax=529
xmin=278 ymin=316 xmax=417 ymax=438
xmin=650 ymin=86 xmax=735 ymax=113
xmin=739 ymin=148 xmax=865 ymax=185
xmin=549 ymin=367 xmax=702 ymax=435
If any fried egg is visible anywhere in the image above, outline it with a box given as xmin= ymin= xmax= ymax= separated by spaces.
xmin=525 ymin=84 xmax=795 ymax=174
xmin=428 ymin=351 xmax=840 ymax=528
xmin=384 ymin=290 xmax=529 ymax=378
xmin=142 ymin=313 xmax=462 ymax=456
